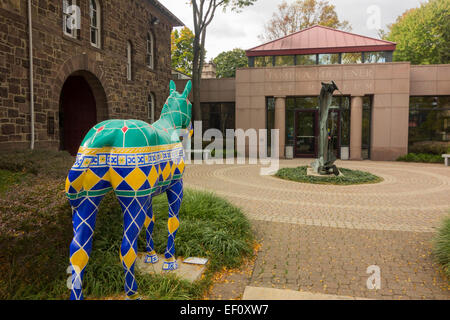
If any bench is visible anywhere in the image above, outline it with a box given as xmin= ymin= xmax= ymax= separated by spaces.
xmin=443 ymin=154 xmax=450 ymax=166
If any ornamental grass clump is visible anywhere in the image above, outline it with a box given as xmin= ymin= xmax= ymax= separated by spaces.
xmin=433 ymin=216 xmax=450 ymax=279
xmin=275 ymin=166 xmax=382 ymax=186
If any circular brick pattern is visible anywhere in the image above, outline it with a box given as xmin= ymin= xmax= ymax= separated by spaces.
xmin=184 ymin=160 xmax=450 ymax=299
xmin=184 ymin=160 xmax=450 ymax=232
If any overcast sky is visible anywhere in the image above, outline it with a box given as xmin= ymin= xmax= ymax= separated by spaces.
xmin=159 ymin=0 xmax=424 ymax=60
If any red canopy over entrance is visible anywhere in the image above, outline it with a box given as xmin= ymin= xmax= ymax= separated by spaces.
xmin=246 ymin=25 xmax=396 ymax=57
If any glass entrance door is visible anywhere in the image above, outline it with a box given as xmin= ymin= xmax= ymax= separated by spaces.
xmin=294 ymin=110 xmax=341 ymax=158
xmin=328 ymin=109 xmax=341 ymax=159
xmin=295 ymin=110 xmax=318 ymax=158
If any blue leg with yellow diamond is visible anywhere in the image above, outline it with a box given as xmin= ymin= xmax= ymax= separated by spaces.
xmin=118 ymin=195 xmax=149 ymax=300
xmin=163 ymin=179 xmax=183 ymax=271
xmin=144 ymin=199 xmax=159 ymax=264
xmin=68 ymin=194 xmax=105 ymax=300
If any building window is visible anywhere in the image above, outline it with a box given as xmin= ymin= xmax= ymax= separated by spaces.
xmin=266 ymin=97 xmax=276 ymax=153
xmin=282 ymin=96 xmax=351 ymax=157
xmin=63 ymin=0 xmax=79 ymax=39
xmin=364 ymin=52 xmax=386 ymax=63
xmin=275 ymin=56 xmax=295 ymax=67
xmin=200 ymin=102 xmax=235 ymax=134
xmin=287 ymin=97 xmax=319 ymax=110
xmin=249 ymin=51 xmax=393 ymax=67
xmin=340 ymin=97 xmax=351 ymax=148
xmin=47 ymin=115 xmax=55 ymax=136
xmin=126 ymin=41 xmax=132 ymax=80
xmin=147 ymin=33 xmax=154 ymax=69
xmin=318 ymin=53 xmax=340 ymax=65
xmin=254 ymin=56 xmax=273 ymax=67
xmin=148 ymin=93 xmax=155 ymax=123
xmin=409 ymin=96 xmax=450 ymax=152
xmin=89 ymin=0 xmax=101 ymax=48
xmin=296 ymin=54 xmax=317 ymax=65
xmin=362 ymin=96 xmax=373 ymax=159
xmin=341 ymin=52 xmax=362 ymax=64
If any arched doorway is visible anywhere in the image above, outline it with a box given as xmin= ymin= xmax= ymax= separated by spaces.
xmin=59 ymin=71 xmax=108 ymax=155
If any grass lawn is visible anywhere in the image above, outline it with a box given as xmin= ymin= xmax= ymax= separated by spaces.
xmin=275 ymin=166 xmax=383 ymax=186
xmin=0 ymin=150 xmax=254 ymax=300
xmin=0 ymin=169 xmax=27 ymax=194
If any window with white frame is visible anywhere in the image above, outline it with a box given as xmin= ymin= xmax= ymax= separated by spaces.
xmin=148 ymin=93 xmax=155 ymax=123
xmin=126 ymin=41 xmax=132 ymax=80
xmin=146 ymin=32 xmax=154 ymax=69
xmin=63 ymin=0 xmax=79 ymax=38
xmin=89 ymin=0 xmax=101 ymax=48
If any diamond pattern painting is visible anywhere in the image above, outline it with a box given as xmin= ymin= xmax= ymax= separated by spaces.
xmin=65 ymin=81 xmax=193 ymax=300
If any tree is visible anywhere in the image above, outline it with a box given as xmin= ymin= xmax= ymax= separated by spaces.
xmin=384 ymin=0 xmax=450 ymax=65
xmin=259 ymin=0 xmax=351 ymax=42
xmin=171 ymin=27 xmax=196 ymax=76
xmin=191 ymin=0 xmax=258 ymax=121
xmin=213 ymin=48 xmax=248 ymax=78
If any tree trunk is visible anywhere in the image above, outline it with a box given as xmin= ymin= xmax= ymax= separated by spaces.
xmin=191 ymin=0 xmax=224 ymax=122
xmin=192 ymin=36 xmax=202 ymax=122
xmin=192 ymin=70 xmax=202 ymax=122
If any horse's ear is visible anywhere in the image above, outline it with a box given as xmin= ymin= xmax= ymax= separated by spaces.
xmin=182 ymin=80 xmax=192 ymax=98
xmin=169 ymin=80 xmax=176 ymax=95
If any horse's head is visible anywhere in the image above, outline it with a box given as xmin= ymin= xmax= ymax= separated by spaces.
xmin=161 ymin=80 xmax=193 ymax=138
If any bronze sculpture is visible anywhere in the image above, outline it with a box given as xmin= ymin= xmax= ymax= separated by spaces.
xmin=311 ymin=81 xmax=340 ymax=176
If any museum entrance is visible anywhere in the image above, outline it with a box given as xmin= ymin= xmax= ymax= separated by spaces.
xmin=294 ymin=110 xmax=341 ymax=158
xmin=267 ymin=96 xmax=350 ymax=159
xmin=59 ymin=71 xmax=108 ymax=156
xmin=295 ymin=110 xmax=317 ymax=157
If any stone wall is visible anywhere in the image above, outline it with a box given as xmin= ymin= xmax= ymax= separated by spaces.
xmin=235 ymin=63 xmax=412 ymax=161
xmin=410 ymin=64 xmax=450 ymax=96
xmin=0 ymin=0 xmax=176 ymax=151
xmin=175 ymin=78 xmax=235 ymax=103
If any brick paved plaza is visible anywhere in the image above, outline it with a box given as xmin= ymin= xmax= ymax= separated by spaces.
xmin=184 ymin=160 xmax=450 ymax=300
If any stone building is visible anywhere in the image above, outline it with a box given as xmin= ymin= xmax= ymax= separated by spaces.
xmin=0 ymin=0 xmax=182 ymax=155
xmin=176 ymin=25 xmax=450 ymax=161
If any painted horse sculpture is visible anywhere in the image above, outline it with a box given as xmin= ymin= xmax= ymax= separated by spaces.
xmin=65 ymin=80 xmax=193 ymax=300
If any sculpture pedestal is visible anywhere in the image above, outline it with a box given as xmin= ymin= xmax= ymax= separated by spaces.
xmin=135 ymin=253 xmax=207 ymax=282
xmin=307 ymin=167 xmax=344 ymax=177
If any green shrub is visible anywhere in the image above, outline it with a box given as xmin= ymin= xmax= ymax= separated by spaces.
xmin=396 ymin=153 xmax=444 ymax=164
xmin=409 ymin=142 xmax=450 ymax=155
xmin=433 ymin=217 xmax=450 ymax=278
xmin=275 ymin=166 xmax=382 ymax=186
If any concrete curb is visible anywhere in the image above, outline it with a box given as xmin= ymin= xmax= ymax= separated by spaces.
xmin=242 ymin=286 xmax=371 ymax=300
